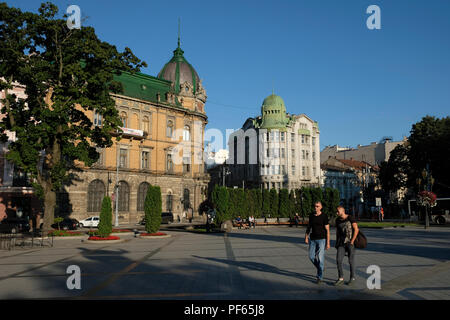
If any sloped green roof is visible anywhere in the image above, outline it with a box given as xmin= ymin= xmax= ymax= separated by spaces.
xmin=113 ymin=71 xmax=181 ymax=107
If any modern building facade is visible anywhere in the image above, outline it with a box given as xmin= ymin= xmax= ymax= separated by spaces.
xmin=227 ymin=94 xmax=321 ymax=191
xmin=0 ymin=42 xmax=210 ymax=224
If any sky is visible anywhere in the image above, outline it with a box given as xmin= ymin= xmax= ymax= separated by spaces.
xmin=8 ymin=0 xmax=450 ymax=152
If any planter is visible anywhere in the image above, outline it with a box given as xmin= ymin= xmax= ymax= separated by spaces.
xmin=139 ymin=232 xmax=172 ymax=239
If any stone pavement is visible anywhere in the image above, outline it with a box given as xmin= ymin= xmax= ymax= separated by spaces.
xmin=0 ymin=226 xmax=449 ymax=300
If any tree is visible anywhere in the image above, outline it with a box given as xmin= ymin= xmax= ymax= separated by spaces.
xmin=98 ymin=196 xmax=112 ymax=237
xmin=262 ymin=188 xmax=271 ymax=217
xmin=269 ymin=188 xmax=279 ymax=218
xmin=300 ymin=187 xmax=313 ymax=218
xmin=253 ymin=189 xmax=262 ymax=218
xmin=144 ymin=185 xmax=162 ymax=234
xmin=0 ymin=2 xmax=146 ymax=232
xmin=211 ymin=186 xmax=230 ymax=225
xmin=288 ymin=189 xmax=296 ymax=218
xmin=278 ymin=188 xmax=289 ymax=218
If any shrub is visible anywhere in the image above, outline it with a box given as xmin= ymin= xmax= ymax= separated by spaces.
xmin=98 ymin=196 xmax=113 ymax=238
xmin=145 ymin=185 xmax=162 ymax=234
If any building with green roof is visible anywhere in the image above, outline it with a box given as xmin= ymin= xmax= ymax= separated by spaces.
xmin=226 ymin=93 xmax=321 ymax=191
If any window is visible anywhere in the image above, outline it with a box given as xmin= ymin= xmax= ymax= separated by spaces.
xmin=292 ymin=149 xmax=295 ymax=159
xmin=270 ymin=131 xmax=274 ymax=141
xmin=120 ymin=112 xmax=128 ymax=128
xmin=291 ymin=133 xmax=295 ymax=142
xmin=282 ymin=165 xmax=286 ymax=175
xmin=87 ymin=180 xmax=105 ymax=212
xmin=313 ymin=167 xmax=317 ymax=176
xmin=93 ymin=111 xmax=102 ymax=127
xmin=267 ymin=148 xmax=270 ymax=158
xmin=137 ymin=182 xmax=150 ymax=211
xmin=119 ymin=148 xmax=128 ymax=168
xmin=183 ymin=156 xmax=191 ymax=173
xmin=312 ymin=137 xmax=316 ymax=146
xmin=302 ymin=150 xmax=306 ymax=160
xmin=166 ymin=119 xmax=174 ymax=138
xmin=274 ymin=131 xmax=279 ymax=142
xmin=281 ymin=148 xmax=285 ymax=158
xmin=166 ymin=153 xmax=174 ymax=173
xmin=281 ymin=132 xmax=285 ymax=142
xmin=118 ymin=181 xmax=129 ymax=212
xmin=273 ymin=148 xmax=279 ymax=158
xmin=313 ymin=152 xmax=316 ymax=161
xmin=142 ymin=116 xmax=150 ymax=134
xmin=302 ymin=166 xmax=306 ymax=176
xmin=141 ymin=151 xmax=150 ymax=169
xmin=183 ymin=125 xmax=190 ymax=141
xmin=166 ymin=192 xmax=173 ymax=212
xmin=292 ymin=165 xmax=296 ymax=175
xmin=306 ymin=151 xmax=309 ymax=160
xmin=183 ymin=188 xmax=190 ymax=210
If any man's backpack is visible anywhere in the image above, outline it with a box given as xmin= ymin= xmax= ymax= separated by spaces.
xmin=354 ymin=229 xmax=367 ymax=249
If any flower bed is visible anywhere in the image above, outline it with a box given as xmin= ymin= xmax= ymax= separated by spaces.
xmin=87 ymin=235 xmax=121 ymax=241
xmin=140 ymin=232 xmax=167 ymax=236
xmin=48 ymin=230 xmax=84 ymax=237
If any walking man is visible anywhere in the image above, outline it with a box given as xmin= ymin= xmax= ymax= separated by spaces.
xmin=334 ymin=206 xmax=359 ymax=286
xmin=305 ymin=201 xmax=330 ymax=284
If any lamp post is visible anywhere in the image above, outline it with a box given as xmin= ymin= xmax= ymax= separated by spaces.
xmin=115 ymin=141 xmax=119 ymax=227
xmin=420 ymin=164 xmax=434 ymax=229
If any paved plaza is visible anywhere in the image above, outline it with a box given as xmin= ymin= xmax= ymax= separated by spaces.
xmin=0 ymin=226 xmax=449 ymax=300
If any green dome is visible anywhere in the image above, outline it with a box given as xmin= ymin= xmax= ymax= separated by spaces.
xmin=262 ymin=94 xmax=285 ymax=109
xmin=259 ymin=93 xmax=289 ymax=129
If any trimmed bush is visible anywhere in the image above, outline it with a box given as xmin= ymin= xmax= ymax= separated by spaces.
xmin=145 ymin=185 xmax=162 ymax=234
xmin=98 ymin=196 xmax=113 ymax=238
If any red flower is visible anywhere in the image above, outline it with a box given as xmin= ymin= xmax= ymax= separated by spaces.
xmin=88 ymin=235 xmax=120 ymax=241
xmin=140 ymin=232 xmax=167 ymax=236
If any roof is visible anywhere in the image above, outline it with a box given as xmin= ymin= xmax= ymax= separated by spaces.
xmin=113 ymin=71 xmax=181 ymax=106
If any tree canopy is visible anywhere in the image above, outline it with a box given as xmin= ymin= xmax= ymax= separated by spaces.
xmin=0 ymin=2 xmax=146 ymax=231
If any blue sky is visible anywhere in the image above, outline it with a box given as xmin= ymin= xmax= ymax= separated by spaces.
xmin=9 ymin=0 xmax=450 ymax=151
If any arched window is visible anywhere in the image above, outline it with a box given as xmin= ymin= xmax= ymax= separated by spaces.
xmin=137 ymin=182 xmax=150 ymax=211
xmin=87 ymin=180 xmax=105 ymax=212
xmin=117 ymin=181 xmax=129 ymax=212
xmin=166 ymin=191 xmax=173 ymax=212
xmin=183 ymin=188 xmax=190 ymax=210
xmin=183 ymin=125 xmax=190 ymax=141
xmin=120 ymin=111 xmax=128 ymax=128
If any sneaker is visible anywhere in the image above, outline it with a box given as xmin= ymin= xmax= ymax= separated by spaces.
xmin=334 ymin=279 xmax=344 ymax=286
xmin=347 ymin=278 xmax=356 ymax=286
xmin=316 ymin=278 xmax=323 ymax=284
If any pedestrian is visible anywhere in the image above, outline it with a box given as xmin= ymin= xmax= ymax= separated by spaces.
xmin=250 ymin=215 xmax=256 ymax=228
xmin=334 ymin=206 xmax=359 ymax=286
xmin=294 ymin=213 xmax=300 ymax=227
xmin=236 ymin=216 xmax=243 ymax=229
xmin=0 ymin=196 xmax=6 ymax=222
xmin=305 ymin=201 xmax=330 ymax=284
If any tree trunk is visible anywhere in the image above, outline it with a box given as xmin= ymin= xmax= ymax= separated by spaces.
xmin=42 ymin=187 xmax=56 ymax=234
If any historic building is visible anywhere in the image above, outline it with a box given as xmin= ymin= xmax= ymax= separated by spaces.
xmin=320 ymin=137 xmax=408 ymax=166
xmin=0 ymin=41 xmax=210 ymax=224
xmin=321 ymin=156 xmax=380 ymax=216
xmin=227 ymin=93 xmax=321 ymax=191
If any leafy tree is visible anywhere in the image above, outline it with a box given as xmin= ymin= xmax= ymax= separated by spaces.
xmin=300 ymin=187 xmax=313 ymax=218
xmin=278 ymin=188 xmax=289 ymax=218
xmin=269 ymin=188 xmax=279 ymax=218
xmin=253 ymin=189 xmax=262 ymax=218
xmin=98 ymin=196 xmax=112 ymax=237
xmin=0 ymin=2 xmax=146 ymax=232
xmin=288 ymin=189 xmax=296 ymax=218
xmin=311 ymin=187 xmax=324 ymax=209
xmin=53 ymin=217 xmax=63 ymax=230
xmin=262 ymin=188 xmax=271 ymax=217
xmin=144 ymin=185 xmax=162 ymax=233
xmin=211 ymin=186 xmax=230 ymax=225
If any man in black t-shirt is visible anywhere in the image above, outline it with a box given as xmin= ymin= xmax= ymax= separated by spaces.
xmin=334 ymin=206 xmax=359 ymax=286
xmin=305 ymin=201 xmax=330 ymax=284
